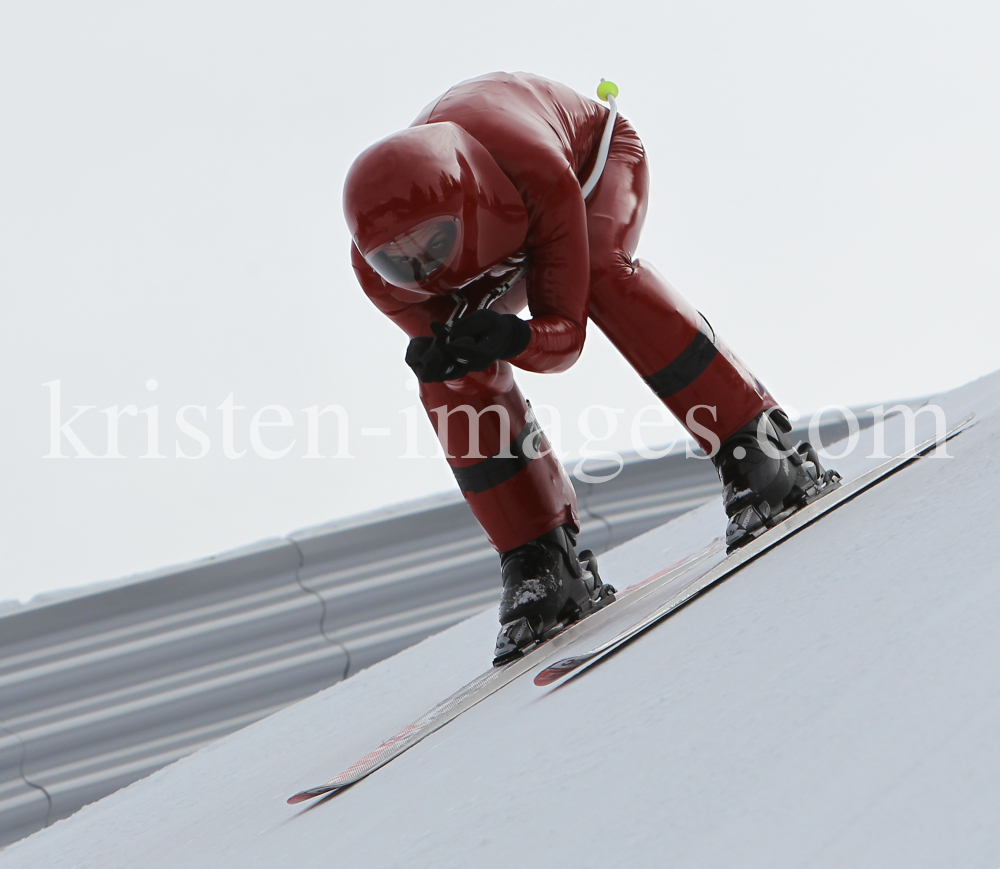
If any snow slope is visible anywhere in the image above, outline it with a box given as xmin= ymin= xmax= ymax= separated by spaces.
xmin=3 ymin=374 xmax=1000 ymax=868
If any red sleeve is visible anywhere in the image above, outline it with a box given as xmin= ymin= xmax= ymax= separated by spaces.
xmin=510 ymin=166 xmax=590 ymax=374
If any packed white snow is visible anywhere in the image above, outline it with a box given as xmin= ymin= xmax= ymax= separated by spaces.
xmin=3 ymin=372 xmax=1000 ymax=868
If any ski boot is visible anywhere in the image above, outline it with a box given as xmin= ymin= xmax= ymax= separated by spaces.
xmin=493 ymin=525 xmax=616 ymax=666
xmin=713 ymin=409 xmax=842 ymax=552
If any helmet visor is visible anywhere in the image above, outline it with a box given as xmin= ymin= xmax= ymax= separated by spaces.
xmin=365 ymin=218 xmax=460 ymax=288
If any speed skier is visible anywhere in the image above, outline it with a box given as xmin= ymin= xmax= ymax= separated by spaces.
xmin=342 ymin=72 xmax=838 ymax=663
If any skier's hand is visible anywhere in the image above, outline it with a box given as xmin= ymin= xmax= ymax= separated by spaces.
xmin=446 ymin=309 xmax=532 ymax=371
xmin=405 ymin=322 xmax=471 ymax=383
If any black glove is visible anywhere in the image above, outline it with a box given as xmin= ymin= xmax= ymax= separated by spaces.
xmin=405 ymin=322 xmax=470 ymax=383
xmin=445 ymin=309 xmax=532 ymax=371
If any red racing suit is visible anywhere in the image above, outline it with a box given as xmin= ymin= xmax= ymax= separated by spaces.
xmin=351 ymin=72 xmax=777 ymax=552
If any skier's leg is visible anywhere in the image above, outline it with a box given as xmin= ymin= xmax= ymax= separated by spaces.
xmin=584 ymin=117 xmax=777 ymax=452
xmin=420 ymin=364 xmax=615 ymax=662
xmin=585 ymin=119 xmax=838 ymax=548
xmin=418 ymin=363 xmax=578 ymax=553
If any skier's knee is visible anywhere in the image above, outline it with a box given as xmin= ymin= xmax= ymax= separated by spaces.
xmin=590 ymin=248 xmax=637 ymax=289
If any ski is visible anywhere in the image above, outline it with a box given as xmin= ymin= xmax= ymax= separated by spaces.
xmin=533 ymin=413 xmax=976 ymax=688
xmin=288 ymin=413 xmax=973 ymax=804
xmin=286 ymin=537 xmax=725 ymax=804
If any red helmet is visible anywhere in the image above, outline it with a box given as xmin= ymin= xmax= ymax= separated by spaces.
xmin=343 ymin=122 xmax=528 ymax=294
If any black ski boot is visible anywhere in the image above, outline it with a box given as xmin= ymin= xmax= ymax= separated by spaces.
xmin=713 ymin=409 xmax=841 ymax=552
xmin=493 ymin=525 xmax=616 ymax=666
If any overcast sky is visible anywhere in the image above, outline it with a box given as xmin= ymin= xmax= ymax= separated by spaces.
xmin=2 ymin=1 xmax=998 ymax=602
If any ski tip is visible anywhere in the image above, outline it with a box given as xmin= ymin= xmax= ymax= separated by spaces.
xmin=533 ymin=658 xmax=582 ymax=686
xmin=287 ymin=787 xmax=331 ymax=805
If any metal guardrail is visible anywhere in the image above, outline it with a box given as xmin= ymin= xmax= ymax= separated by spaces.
xmin=0 ymin=417 xmax=861 ymax=848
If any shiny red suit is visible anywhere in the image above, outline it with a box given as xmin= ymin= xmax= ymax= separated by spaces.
xmin=346 ymin=72 xmax=777 ymax=552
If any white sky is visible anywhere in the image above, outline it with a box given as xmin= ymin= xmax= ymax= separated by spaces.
xmin=2 ymin=1 xmax=998 ymax=602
